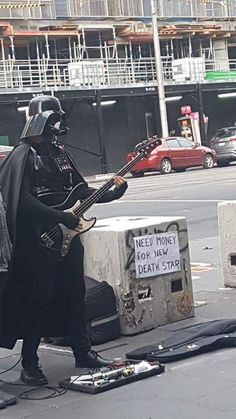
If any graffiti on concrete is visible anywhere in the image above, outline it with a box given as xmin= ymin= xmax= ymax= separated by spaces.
xmin=177 ymin=291 xmax=194 ymax=317
xmin=120 ymin=287 xmax=146 ymax=328
xmin=119 ymin=221 xmax=193 ymax=328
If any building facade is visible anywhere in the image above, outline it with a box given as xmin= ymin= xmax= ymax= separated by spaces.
xmin=0 ymin=0 xmax=236 ymax=174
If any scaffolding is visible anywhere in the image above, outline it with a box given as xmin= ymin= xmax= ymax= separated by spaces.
xmin=0 ymin=34 xmax=235 ymax=92
xmin=0 ymin=0 xmax=235 ymax=19
xmin=0 ymin=15 xmax=234 ymax=91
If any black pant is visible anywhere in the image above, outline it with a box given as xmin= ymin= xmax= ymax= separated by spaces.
xmin=20 ymin=236 xmax=91 ymax=367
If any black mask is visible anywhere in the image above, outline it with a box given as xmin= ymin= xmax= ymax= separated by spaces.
xmin=43 ymin=113 xmax=69 ymax=139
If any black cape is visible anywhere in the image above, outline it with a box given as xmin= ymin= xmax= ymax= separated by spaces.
xmin=0 ymin=143 xmax=31 ymax=348
xmin=0 ymin=143 xmax=88 ymax=349
xmin=0 ymin=143 xmax=31 ymax=245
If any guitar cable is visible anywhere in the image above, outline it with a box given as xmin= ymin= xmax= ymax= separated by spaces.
xmin=0 ymin=354 xmax=67 ymax=400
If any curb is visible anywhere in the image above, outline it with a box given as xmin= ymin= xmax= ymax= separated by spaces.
xmin=86 ymin=173 xmax=132 ymax=183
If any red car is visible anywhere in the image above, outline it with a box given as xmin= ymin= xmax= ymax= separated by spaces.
xmin=127 ymin=137 xmax=216 ymax=176
xmin=0 ymin=145 xmax=13 ymax=160
xmin=0 ymin=145 xmax=13 ymax=161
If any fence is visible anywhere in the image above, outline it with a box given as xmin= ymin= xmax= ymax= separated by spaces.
xmin=0 ymin=0 xmax=235 ymax=19
xmin=0 ymin=56 xmax=236 ymax=91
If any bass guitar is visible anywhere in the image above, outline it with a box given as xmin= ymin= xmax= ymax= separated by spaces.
xmin=40 ymin=136 xmax=161 ymax=259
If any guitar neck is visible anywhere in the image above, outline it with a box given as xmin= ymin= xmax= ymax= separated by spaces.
xmin=73 ymin=152 xmax=144 ymax=218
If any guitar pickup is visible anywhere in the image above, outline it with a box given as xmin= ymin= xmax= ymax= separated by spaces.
xmin=41 ymin=233 xmax=54 ymax=247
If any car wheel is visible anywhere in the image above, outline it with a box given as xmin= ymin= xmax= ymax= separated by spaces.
xmin=203 ymin=154 xmax=214 ymax=169
xmin=217 ymin=161 xmax=230 ymax=167
xmin=160 ymin=158 xmax=172 ymax=174
xmin=130 ymin=171 xmax=144 ymax=178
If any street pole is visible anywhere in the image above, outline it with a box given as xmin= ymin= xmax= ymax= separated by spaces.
xmin=196 ymin=83 xmax=206 ymax=145
xmin=96 ymin=90 xmax=108 ymax=174
xmin=151 ymin=0 xmax=169 ymax=137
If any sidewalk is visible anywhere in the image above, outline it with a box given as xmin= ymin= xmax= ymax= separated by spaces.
xmin=0 ymin=237 xmax=236 ymax=419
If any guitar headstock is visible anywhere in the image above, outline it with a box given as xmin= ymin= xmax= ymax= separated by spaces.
xmin=135 ymin=136 xmax=162 ymax=157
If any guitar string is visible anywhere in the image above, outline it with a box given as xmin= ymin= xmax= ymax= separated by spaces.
xmin=41 ymin=141 xmax=157 ymax=243
xmin=41 ymin=167 xmax=120 ymax=242
xmin=42 ymin=175 xmax=117 ymax=241
xmin=42 ymin=152 xmax=144 ymax=242
xmin=41 ymin=143 xmax=156 ymax=244
xmin=41 ymin=144 xmax=156 ymax=244
xmin=42 ymin=172 xmax=123 ymax=242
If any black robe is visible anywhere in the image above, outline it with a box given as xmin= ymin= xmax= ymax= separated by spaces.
xmin=0 ymin=142 xmax=127 ymax=349
xmin=0 ymin=143 xmax=30 ymax=244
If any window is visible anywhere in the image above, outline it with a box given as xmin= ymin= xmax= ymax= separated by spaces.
xmin=165 ymin=139 xmax=180 ymax=148
xmin=215 ymin=128 xmax=236 ymax=139
xmin=177 ymin=138 xmax=193 ymax=148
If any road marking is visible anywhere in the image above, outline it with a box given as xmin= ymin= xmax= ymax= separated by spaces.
xmin=117 ymin=199 xmax=223 ymax=203
xmin=191 ymin=262 xmax=212 ymax=267
xmin=191 ymin=266 xmax=213 ymax=273
xmin=191 ymin=262 xmax=216 ymax=274
xmin=39 ymin=345 xmax=73 ymax=354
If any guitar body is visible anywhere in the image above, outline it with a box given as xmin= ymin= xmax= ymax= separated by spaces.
xmin=41 ymin=200 xmax=96 ymax=260
xmin=60 ymin=213 xmax=96 ymax=257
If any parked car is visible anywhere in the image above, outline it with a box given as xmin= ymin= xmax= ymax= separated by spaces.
xmin=210 ymin=126 xmax=236 ymax=167
xmin=0 ymin=145 xmax=13 ymax=161
xmin=127 ymin=137 xmax=216 ymax=176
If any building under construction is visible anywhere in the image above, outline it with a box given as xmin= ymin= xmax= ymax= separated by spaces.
xmin=1 ymin=0 xmax=236 ymax=174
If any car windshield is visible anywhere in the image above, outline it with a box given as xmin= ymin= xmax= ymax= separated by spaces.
xmin=215 ymin=128 xmax=236 ymax=139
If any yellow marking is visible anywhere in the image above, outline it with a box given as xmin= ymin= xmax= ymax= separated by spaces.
xmin=0 ymin=3 xmax=42 ymax=8
xmin=191 ymin=266 xmax=213 ymax=273
xmin=191 ymin=263 xmax=216 ymax=273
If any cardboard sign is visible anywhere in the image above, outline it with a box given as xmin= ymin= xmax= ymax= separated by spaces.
xmin=134 ymin=232 xmax=181 ymax=278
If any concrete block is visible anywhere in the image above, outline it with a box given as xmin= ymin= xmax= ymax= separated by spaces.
xmin=218 ymin=201 xmax=236 ymax=287
xmin=82 ymin=216 xmax=194 ymax=335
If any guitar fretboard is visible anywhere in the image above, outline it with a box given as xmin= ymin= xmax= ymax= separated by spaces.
xmin=73 ymin=151 xmax=144 ymax=218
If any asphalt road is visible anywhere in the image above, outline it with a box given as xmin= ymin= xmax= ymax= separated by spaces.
xmin=88 ymin=164 xmax=236 ymax=241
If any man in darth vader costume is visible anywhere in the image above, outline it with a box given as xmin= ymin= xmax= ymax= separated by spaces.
xmin=0 ymin=95 xmax=128 ymax=385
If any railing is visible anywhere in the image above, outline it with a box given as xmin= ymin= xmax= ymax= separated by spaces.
xmin=0 ymin=58 xmax=157 ymax=90
xmin=1 ymin=57 xmax=236 ymax=92
xmin=0 ymin=0 xmax=235 ymax=19
xmin=0 ymin=0 xmax=55 ymax=19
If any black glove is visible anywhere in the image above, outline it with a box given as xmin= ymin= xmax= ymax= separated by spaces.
xmin=59 ymin=211 xmax=79 ymax=229
xmin=113 ymin=182 xmax=128 ymax=199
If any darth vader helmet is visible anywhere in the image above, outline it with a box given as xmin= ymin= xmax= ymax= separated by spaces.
xmin=20 ymin=95 xmax=68 ymax=141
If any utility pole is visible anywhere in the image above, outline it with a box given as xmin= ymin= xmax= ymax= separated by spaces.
xmin=96 ymin=90 xmax=108 ymax=174
xmin=151 ymin=0 xmax=169 ymax=137
xmin=197 ymin=83 xmax=206 ymax=145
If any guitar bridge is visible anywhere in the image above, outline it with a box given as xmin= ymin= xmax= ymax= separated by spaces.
xmin=41 ymin=233 xmax=54 ymax=248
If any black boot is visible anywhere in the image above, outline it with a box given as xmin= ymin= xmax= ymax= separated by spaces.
xmin=75 ymin=350 xmax=116 ymax=368
xmin=20 ymin=364 xmax=48 ymax=386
